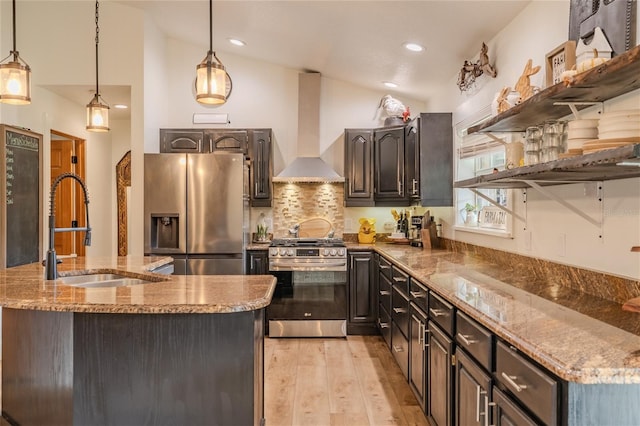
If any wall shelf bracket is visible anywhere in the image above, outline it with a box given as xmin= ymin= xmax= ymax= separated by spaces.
xmin=470 ymin=189 xmax=525 ymax=222
xmin=522 ymin=180 xmax=604 ymax=237
xmin=552 ymin=102 xmax=603 ymax=120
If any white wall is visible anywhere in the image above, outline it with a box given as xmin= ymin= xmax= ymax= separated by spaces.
xmin=0 ymin=1 xmax=146 ymax=258
xmin=431 ymin=1 xmax=640 ymax=280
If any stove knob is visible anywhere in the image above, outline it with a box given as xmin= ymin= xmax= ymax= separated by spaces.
xmin=323 ymin=248 xmax=330 ymax=256
xmin=279 ymin=248 xmax=287 ymax=256
xmin=338 ymin=248 xmax=345 ymax=256
xmin=330 ymin=249 xmax=337 ymax=256
xmin=286 ymin=249 xmax=295 ymax=256
xmin=269 ymin=248 xmax=279 ymax=256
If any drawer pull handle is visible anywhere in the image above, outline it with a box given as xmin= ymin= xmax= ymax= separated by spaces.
xmin=378 ymin=321 xmax=389 ymax=329
xmin=429 ymin=308 xmax=446 ymax=317
xmin=393 ymin=307 xmax=407 ymax=314
xmin=457 ymin=333 xmax=478 ymax=346
xmin=379 ymin=265 xmax=390 ymax=270
xmin=393 ymin=276 xmax=407 ymax=283
xmin=409 ymin=291 xmax=426 ymax=298
xmin=501 ymin=372 xmax=528 ymax=392
xmin=392 ymin=345 xmax=404 ymax=353
xmin=379 ymin=290 xmax=391 ymax=296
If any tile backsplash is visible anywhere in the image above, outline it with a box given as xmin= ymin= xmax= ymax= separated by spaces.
xmin=272 ymin=182 xmax=344 ymax=237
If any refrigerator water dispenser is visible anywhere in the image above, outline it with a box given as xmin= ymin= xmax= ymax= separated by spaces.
xmin=151 ymin=215 xmax=179 ymax=249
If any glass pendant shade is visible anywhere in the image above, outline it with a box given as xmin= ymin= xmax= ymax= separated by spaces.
xmin=196 ymin=52 xmax=226 ymax=105
xmin=0 ymin=58 xmax=31 ymax=104
xmin=86 ymin=94 xmax=110 ymax=132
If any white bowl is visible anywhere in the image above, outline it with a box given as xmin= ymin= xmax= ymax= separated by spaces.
xmin=597 ymin=129 xmax=640 ymax=139
xmin=598 ymin=122 xmax=640 ymax=134
xmin=568 ymin=119 xmax=599 ymax=129
xmin=600 ymin=109 xmax=640 ymax=119
xmin=568 ymin=128 xmax=598 ymax=139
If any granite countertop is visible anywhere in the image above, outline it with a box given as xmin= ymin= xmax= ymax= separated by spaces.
xmin=0 ymin=256 xmax=276 ymax=314
xmin=352 ymin=243 xmax=640 ymax=385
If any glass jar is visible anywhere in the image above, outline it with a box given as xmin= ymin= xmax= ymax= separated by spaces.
xmin=541 ymin=120 xmax=567 ymax=161
xmin=524 ymin=126 xmax=542 ymax=165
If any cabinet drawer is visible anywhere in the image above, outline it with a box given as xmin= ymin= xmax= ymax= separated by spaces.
xmin=496 ymin=341 xmax=558 ymax=426
xmin=391 ymin=285 xmax=410 ymax=338
xmin=456 ymin=311 xmax=493 ymax=372
xmin=391 ymin=266 xmax=410 ymax=296
xmin=378 ymin=273 xmax=392 ymax=314
xmin=391 ymin=322 xmax=409 ymax=379
xmin=492 ymin=386 xmax=538 ymax=426
xmin=409 ymin=279 xmax=428 ymax=312
xmin=378 ymin=304 xmax=392 ymax=349
xmin=429 ymin=291 xmax=455 ymax=336
xmin=379 ymin=256 xmax=392 ymax=280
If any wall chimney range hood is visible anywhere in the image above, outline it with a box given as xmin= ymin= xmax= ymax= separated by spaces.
xmin=273 ymin=72 xmax=344 ymax=183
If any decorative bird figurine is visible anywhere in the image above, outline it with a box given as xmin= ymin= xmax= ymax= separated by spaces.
xmin=374 ymin=95 xmax=410 ymax=122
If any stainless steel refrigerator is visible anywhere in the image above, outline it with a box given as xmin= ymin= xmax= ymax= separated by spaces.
xmin=144 ymin=152 xmax=248 ymax=275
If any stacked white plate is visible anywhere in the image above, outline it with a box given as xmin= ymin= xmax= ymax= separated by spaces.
xmin=567 ymin=119 xmax=598 ymax=151
xmin=597 ymin=109 xmax=640 ymax=140
xmin=581 ymin=110 xmax=640 ymax=154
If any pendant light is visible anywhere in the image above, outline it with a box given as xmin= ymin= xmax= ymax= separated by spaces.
xmin=86 ymin=0 xmax=109 ymax=132
xmin=0 ymin=0 xmax=31 ymax=105
xmin=195 ymin=0 xmax=227 ymax=105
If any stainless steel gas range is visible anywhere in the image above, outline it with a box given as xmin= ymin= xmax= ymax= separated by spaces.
xmin=267 ymin=238 xmax=347 ymax=337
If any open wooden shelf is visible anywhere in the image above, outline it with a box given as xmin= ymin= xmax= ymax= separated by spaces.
xmin=467 ymin=44 xmax=640 ymax=134
xmin=454 ymin=143 xmax=640 ymax=189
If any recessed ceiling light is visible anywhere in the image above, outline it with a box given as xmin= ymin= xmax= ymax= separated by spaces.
xmin=113 ymin=104 xmax=128 ymax=109
xmin=228 ymin=38 xmax=246 ymax=47
xmin=403 ymin=42 xmax=424 ymax=52
xmin=383 ymin=81 xmax=398 ymax=88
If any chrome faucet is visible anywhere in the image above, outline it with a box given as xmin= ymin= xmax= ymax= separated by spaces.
xmin=45 ymin=173 xmax=91 ymax=280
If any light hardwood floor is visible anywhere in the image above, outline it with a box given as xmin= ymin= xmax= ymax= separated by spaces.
xmin=264 ymin=335 xmax=430 ymax=426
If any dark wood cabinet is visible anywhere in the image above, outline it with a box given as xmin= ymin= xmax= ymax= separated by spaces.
xmin=456 ymin=349 xmax=491 ymax=426
xmin=377 ymin=256 xmax=393 ymax=348
xmin=374 ymin=126 xmax=406 ymax=204
xmin=409 ymin=302 xmax=428 ymax=412
xmin=347 ymin=251 xmax=378 ymax=334
xmin=344 ymin=129 xmax=374 ymax=206
xmin=412 ymin=113 xmax=454 ymax=206
xmin=159 ymin=129 xmax=205 ymax=153
xmin=249 ymin=129 xmax=273 ymax=207
xmin=207 ymin=129 xmax=248 ymax=153
xmin=428 ymin=321 xmax=454 ymax=426
xmin=344 ymin=113 xmax=453 ymax=207
xmin=246 ymin=250 xmax=268 ymax=275
xmin=492 ymin=386 xmax=538 ymax=426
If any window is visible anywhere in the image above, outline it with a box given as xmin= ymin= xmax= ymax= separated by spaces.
xmin=454 ymin=108 xmax=514 ymax=237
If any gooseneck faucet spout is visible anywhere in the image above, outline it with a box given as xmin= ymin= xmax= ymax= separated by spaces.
xmin=45 ymin=173 xmax=91 ymax=280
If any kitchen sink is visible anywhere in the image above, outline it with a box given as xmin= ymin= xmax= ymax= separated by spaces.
xmin=58 ymin=273 xmax=154 ymax=288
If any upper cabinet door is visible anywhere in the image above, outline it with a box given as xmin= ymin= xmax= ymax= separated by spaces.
xmin=207 ymin=129 xmax=248 ymax=154
xmin=374 ymin=126 xmax=407 ymax=204
xmin=344 ymin=129 xmax=374 ymax=207
xmin=250 ymin=129 xmax=272 ymax=207
xmin=405 ymin=119 xmax=420 ymax=200
xmin=418 ymin=113 xmax=453 ymax=207
xmin=159 ymin=129 xmax=205 ymax=153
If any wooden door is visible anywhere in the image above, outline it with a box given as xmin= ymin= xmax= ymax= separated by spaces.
xmin=374 ymin=126 xmax=406 ymax=203
xmin=50 ymin=132 xmax=86 ymax=256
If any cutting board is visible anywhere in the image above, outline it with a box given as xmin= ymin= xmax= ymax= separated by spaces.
xmin=298 ymin=218 xmax=332 ymax=238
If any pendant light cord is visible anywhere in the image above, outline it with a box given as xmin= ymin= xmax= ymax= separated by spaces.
xmin=11 ymin=0 xmax=17 ymax=58
xmin=95 ymin=0 xmax=100 ymax=97
xmin=208 ymin=0 xmax=213 ymax=55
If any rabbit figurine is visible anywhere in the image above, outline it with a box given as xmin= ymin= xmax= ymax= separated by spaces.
xmin=515 ymin=59 xmax=541 ymax=103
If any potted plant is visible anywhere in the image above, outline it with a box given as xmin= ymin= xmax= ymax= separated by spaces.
xmin=460 ymin=203 xmax=478 ymax=226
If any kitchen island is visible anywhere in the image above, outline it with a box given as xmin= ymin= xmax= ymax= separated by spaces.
xmin=0 ymin=256 xmax=276 ymax=426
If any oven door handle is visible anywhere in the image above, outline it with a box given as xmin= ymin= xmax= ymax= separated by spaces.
xmin=269 ymin=261 xmax=347 ymax=271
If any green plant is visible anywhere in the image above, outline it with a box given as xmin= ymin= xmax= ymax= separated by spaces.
xmin=464 ymin=203 xmax=476 ymax=212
